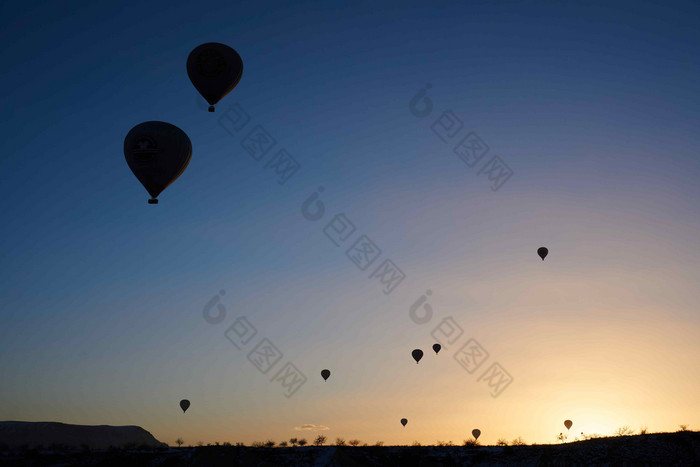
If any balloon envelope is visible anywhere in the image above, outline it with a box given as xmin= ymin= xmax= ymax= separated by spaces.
xmin=564 ymin=420 xmax=572 ymax=430
xmin=432 ymin=343 xmax=441 ymax=354
xmin=412 ymin=349 xmax=423 ymax=364
xmin=472 ymin=429 xmax=481 ymax=440
xmin=180 ymin=399 xmax=190 ymax=413
xmin=321 ymin=369 xmax=331 ymax=381
xmin=401 ymin=418 xmax=408 ymax=427
xmin=537 ymin=247 xmax=548 ymax=260
xmin=124 ymin=121 xmax=192 ymax=203
xmin=187 ymin=43 xmax=243 ymax=111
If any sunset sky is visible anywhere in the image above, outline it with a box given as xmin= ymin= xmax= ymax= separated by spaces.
xmin=1 ymin=0 xmax=699 ymax=447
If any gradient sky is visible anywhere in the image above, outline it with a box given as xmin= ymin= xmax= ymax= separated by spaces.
xmin=1 ymin=0 xmax=699 ymax=447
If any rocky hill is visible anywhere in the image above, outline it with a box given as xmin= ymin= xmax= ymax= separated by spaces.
xmin=0 ymin=421 xmax=167 ymax=450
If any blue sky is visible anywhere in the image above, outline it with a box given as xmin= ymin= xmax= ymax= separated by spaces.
xmin=1 ymin=0 xmax=699 ymax=445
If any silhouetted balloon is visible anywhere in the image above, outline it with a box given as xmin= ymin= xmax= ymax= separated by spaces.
xmin=433 ymin=344 xmax=441 ymax=354
xmin=472 ymin=429 xmax=481 ymax=440
xmin=564 ymin=420 xmax=572 ymax=430
xmin=180 ymin=399 xmax=190 ymax=413
xmin=187 ymin=43 xmax=243 ymax=112
xmin=412 ymin=349 xmax=423 ymax=364
xmin=401 ymin=418 xmax=408 ymax=427
xmin=124 ymin=121 xmax=192 ymax=204
xmin=537 ymin=247 xmax=548 ymax=261
xmin=321 ymin=369 xmax=331 ymax=381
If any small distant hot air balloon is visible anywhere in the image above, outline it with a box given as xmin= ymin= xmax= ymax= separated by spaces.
xmin=472 ymin=429 xmax=481 ymax=440
xmin=412 ymin=349 xmax=423 ymax=364
xmin=180 ymin=399 xmax=190 ymax=413
xmin=124 ymin=121 xmax=192 ymax=204
xmin=187 ymin=43 xmax=243 ymax=112
xmin=564 ymin=420 xmax=572 ymax=430
xmin=321 ymin=369 xmax=331 ymax=381
xmin=432 ymin=344 xmax=441 ymax=354
xmin=401 ymin=418 xmax=408 ymax=427
xmin=537 ymin=247 xmax=548 ymax=261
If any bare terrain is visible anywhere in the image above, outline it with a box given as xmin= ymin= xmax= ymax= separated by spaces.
xmin=1 ymin=431 xmax=698 ymax=466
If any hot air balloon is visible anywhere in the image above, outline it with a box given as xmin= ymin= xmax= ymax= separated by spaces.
xmin=412 ymin=349 xmax=423 ymax=364
xmin=400 ymin=418 xmax=408 ymax=427
xmin=124 ymin=122 xmax=192 ymax=204
xmin=472 ymin=429 xmax=481 ymax=440
xmin=537 ymin=247 xmax=548 ymax=261
xmin=321 ymin=369 xmax=331 ymax=381
xmin=433 ymin=344 xmax=441 ymax=354
xmin=180 ymin=399 xmax=190 ymax=413
xmin=564 ymin=420 xmax=572 ymax=430
xmin=187 ymin=43 xmax=243 ymax=112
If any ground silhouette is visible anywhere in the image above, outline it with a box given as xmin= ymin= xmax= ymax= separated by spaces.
xmin=1 ymin=431 xmax=698 ymax=466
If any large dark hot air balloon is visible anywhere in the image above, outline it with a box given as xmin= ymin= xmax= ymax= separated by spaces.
xmin=124 ymin=121 xmax=192 ymax=204
xmin=412 ymin=349 xmax=423 ymax=364
xmin=433 ymin=344 xmax=441 ymax=354
xmin=180 ymin=399 xmax=190 ymax=413
xmin=187 ymin=43 xmax=243 ymax=112
xmin=537 ymin=247 xmax=548 ymax=261
xmin=400 ymin=418 xmax=408 ymax=427
xmin=321 ymin=369 xmax=331 ymax=381
xmin=472 ymin=428 xmax=481 ymax=440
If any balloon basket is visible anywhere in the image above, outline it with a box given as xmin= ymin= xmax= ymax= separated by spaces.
xmin=208 ymin=105 xmax=215 ymax=112
xmin=148 ymin=198 xmax=159 ymax=204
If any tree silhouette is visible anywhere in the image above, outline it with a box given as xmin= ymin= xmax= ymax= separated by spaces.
xmin=289 ymin=438 xmax=298 ymax=447
xmin=348 ymin=439 xmax=360 ymax=447
xmin=298 ymin=438 xmax=307 ymax=446
xmin=614 ymin=426 xmax=634 ymax=436
xmin=314 ymin=435 xmax=327 ymax=446
xmin=175 ymin=438 xmax=184 ymax=448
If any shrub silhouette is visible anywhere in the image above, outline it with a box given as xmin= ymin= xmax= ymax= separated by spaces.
xmin=615 ymin=426 xmax=634 ymax=436
xmin=511 ymin=437 xmax=526 ymax=446
xmin=374 ymin=441 xmax=384 ymax=447
xmin=335 ymin=438 xmax=346 ymax=446
xmin=463 ymin=439 xmax=480 ymax=447
xmin=251 ymin=441 xmax=264 ymax=448
xmin=289 ymin=438 xmax=298 ymax=446
xmin=279 ymin=441 xmax=288 ymax=447
xmin=175 ymin=438 xmax=184 ymax=448
xmin=314 ymin=435 xmax=327 ymax=446
xmin=639 ymin=426 xmax=648 ymax=435
xmin=263 ymin=440 xmax=275 ymax=448
xmin=679 ymin=425 xmax=689 ymax=431
xmin=411 ymin=441 xmax=421 ymax=447
xmin=348 ymin=439 xmax=360 ymax=447
xmin=298 ymin=438 xmax=307 ymax=446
